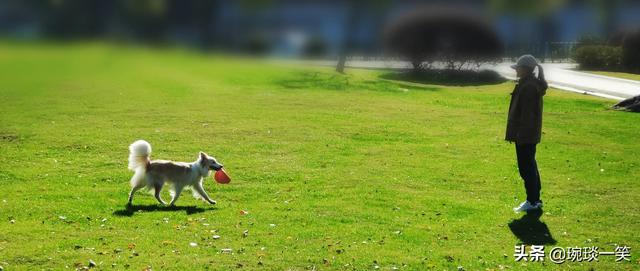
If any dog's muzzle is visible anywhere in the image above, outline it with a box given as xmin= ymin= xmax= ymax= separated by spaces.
xmin=210 ymin=164 xmax=223 ymax=171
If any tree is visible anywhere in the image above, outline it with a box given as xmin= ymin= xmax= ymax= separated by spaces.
xmin=336 ymin=1 xmax=360 ymax=73
xmin=621 ymin=29 xmax=640 ymax=72
xmin=336 ymin=0 xmax=391 ymax=73
xmin=384 ymin=8 xmax=503 ymax=71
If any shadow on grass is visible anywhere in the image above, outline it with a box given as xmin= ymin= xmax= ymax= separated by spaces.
xmin=275 ymin=71 xmax=440 ymax=92
xmin=508 ymin=209 xmax=557 ymax=245
xmin=379 ymin=69 xmax=507 ymax=87
xmin=113 ymin=204 xmax=213 ymax=217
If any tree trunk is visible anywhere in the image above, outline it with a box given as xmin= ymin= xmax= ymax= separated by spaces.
xmin=336 ymin=1 xmax=360 ymax=73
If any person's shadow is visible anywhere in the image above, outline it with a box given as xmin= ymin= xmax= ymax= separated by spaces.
xmin=113 ymin=204 xmax=212 ymax=217
xmin=508 ymin=209 xmax=557 ymax=245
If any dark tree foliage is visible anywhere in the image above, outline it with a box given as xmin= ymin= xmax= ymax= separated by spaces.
xmin=574 ymin=45 xmax=622 ymax=70
xmin=621 ymin=29 xmax=640 ymax=73
xmin=577 ymin=29 xmax=640 ymax=73
xmin=6 ymin=0 xmax=220 ymax=45
xmin=244 ymin=33 xmax=270 ymax=55
xmin=384 ymin=8 xmax=503 ymax=70
xmin=36 ymin=0 xmax=114 ymax=38
xmin=118 ymin=0 xmax=170 ymax=42
xmin=303 ymin=36 xmax=328 ymax=58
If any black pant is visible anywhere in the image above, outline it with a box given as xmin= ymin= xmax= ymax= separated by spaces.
xmin=515 ymin=143 xmax=541 ymax=203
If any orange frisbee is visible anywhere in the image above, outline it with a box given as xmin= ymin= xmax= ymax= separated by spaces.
xmin=214 ymin=169 xmax=231 ymax=184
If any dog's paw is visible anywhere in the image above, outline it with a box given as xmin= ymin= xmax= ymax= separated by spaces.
xmin=209 ymin=200 xmax=217 ymax=205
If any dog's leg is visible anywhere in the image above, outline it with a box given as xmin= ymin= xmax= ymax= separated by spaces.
xmin=154 ymin=182 xmax=167 ymax=205
xmin=128 ymin=185 xmax=144 ymax=206
xmin=168 ymin=185 xmax=183 ymax=206
xmin=128 ymin=170 xmax=147 ymax=205
xmin=194 ymin=182 xmax=216 ymax=205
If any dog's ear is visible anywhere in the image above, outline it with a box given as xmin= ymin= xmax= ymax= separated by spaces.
xmin=199 ymin=152 xmax=207 ymax=165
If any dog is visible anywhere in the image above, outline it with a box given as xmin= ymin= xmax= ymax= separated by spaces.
xmin=127 ymin=140 xmax=222 ymax=206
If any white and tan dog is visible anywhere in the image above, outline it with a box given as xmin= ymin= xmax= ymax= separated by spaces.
xmin=127 ymin=140 xmax=222 ymax=206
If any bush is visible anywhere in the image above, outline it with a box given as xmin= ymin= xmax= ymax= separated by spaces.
xmin=574 ymin=45 xmax=622 ymax=71
xmin=622 ymin=29 xmax=640 ymax=72
xmin=577 ymin=35 xmax=605 ymax=47
xmin=384 ymin=8 xmax=503 ymax=70
xmin=302 ymin=37 xmax=328 ymax=58
xmin=244 ymin=34 xmax=271 ymax=55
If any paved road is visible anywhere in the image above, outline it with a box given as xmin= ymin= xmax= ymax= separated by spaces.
xmin=493 ymin=63 xmax=640 ymax=100
xmin=302 ymin=60 xmax=640 ymax=100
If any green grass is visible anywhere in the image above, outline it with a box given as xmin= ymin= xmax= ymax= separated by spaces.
xmin=1 ymin=41 xmax=639 ymax=270
xmin=586 ymin=71 xmax=640 ymax=81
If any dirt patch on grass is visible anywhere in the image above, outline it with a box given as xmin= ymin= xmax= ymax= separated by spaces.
xmin=0 ymin=133 xmax=19 ymax=142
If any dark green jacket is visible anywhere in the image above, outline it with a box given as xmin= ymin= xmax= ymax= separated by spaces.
xmin=505 ymin=75 xmax=547 ymax=144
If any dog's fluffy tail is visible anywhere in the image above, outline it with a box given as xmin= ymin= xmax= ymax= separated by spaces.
xmin=128 ymin=140 xmax=151 ymax=188
xmin=128 ymin=140 xmax=151 ymax=171
xmin=129 ymin=140 xmax=151 ymax=171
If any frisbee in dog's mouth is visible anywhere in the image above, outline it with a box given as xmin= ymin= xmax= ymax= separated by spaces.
xmin=213 ymin=169 xmax=231 ymax=184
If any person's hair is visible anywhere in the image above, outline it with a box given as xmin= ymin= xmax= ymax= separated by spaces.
xmin=536 ymin=64 xmax=547 ymax=82
xmin=536 ymin=64 xmax=548 ymax=92
xmin=536 ymin=64 xmax=545 ymax=82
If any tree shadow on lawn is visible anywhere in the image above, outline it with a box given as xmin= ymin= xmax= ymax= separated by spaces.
xmin=508 ymin=209 xmax=557 ymax=245
xmin=379 ymin=69 xmax=507 ymax=87
xmin=113 ymin=204 xmax=214 ymax=217
xmin=275 ymin=70 xmax=440 ymax=92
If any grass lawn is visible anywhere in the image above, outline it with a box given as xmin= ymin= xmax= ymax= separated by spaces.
xmin=1 ymin=42 xmax=639 ymax=270
xmin=586 ymin=71 xmax=640 ymax=81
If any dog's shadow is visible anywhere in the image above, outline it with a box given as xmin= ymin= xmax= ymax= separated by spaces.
xmin=113 ymin=204 xmax=214 ymax=217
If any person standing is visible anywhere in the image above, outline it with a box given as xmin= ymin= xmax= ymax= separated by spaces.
xmin=506 ymin=55 xmax=548 ymax=212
